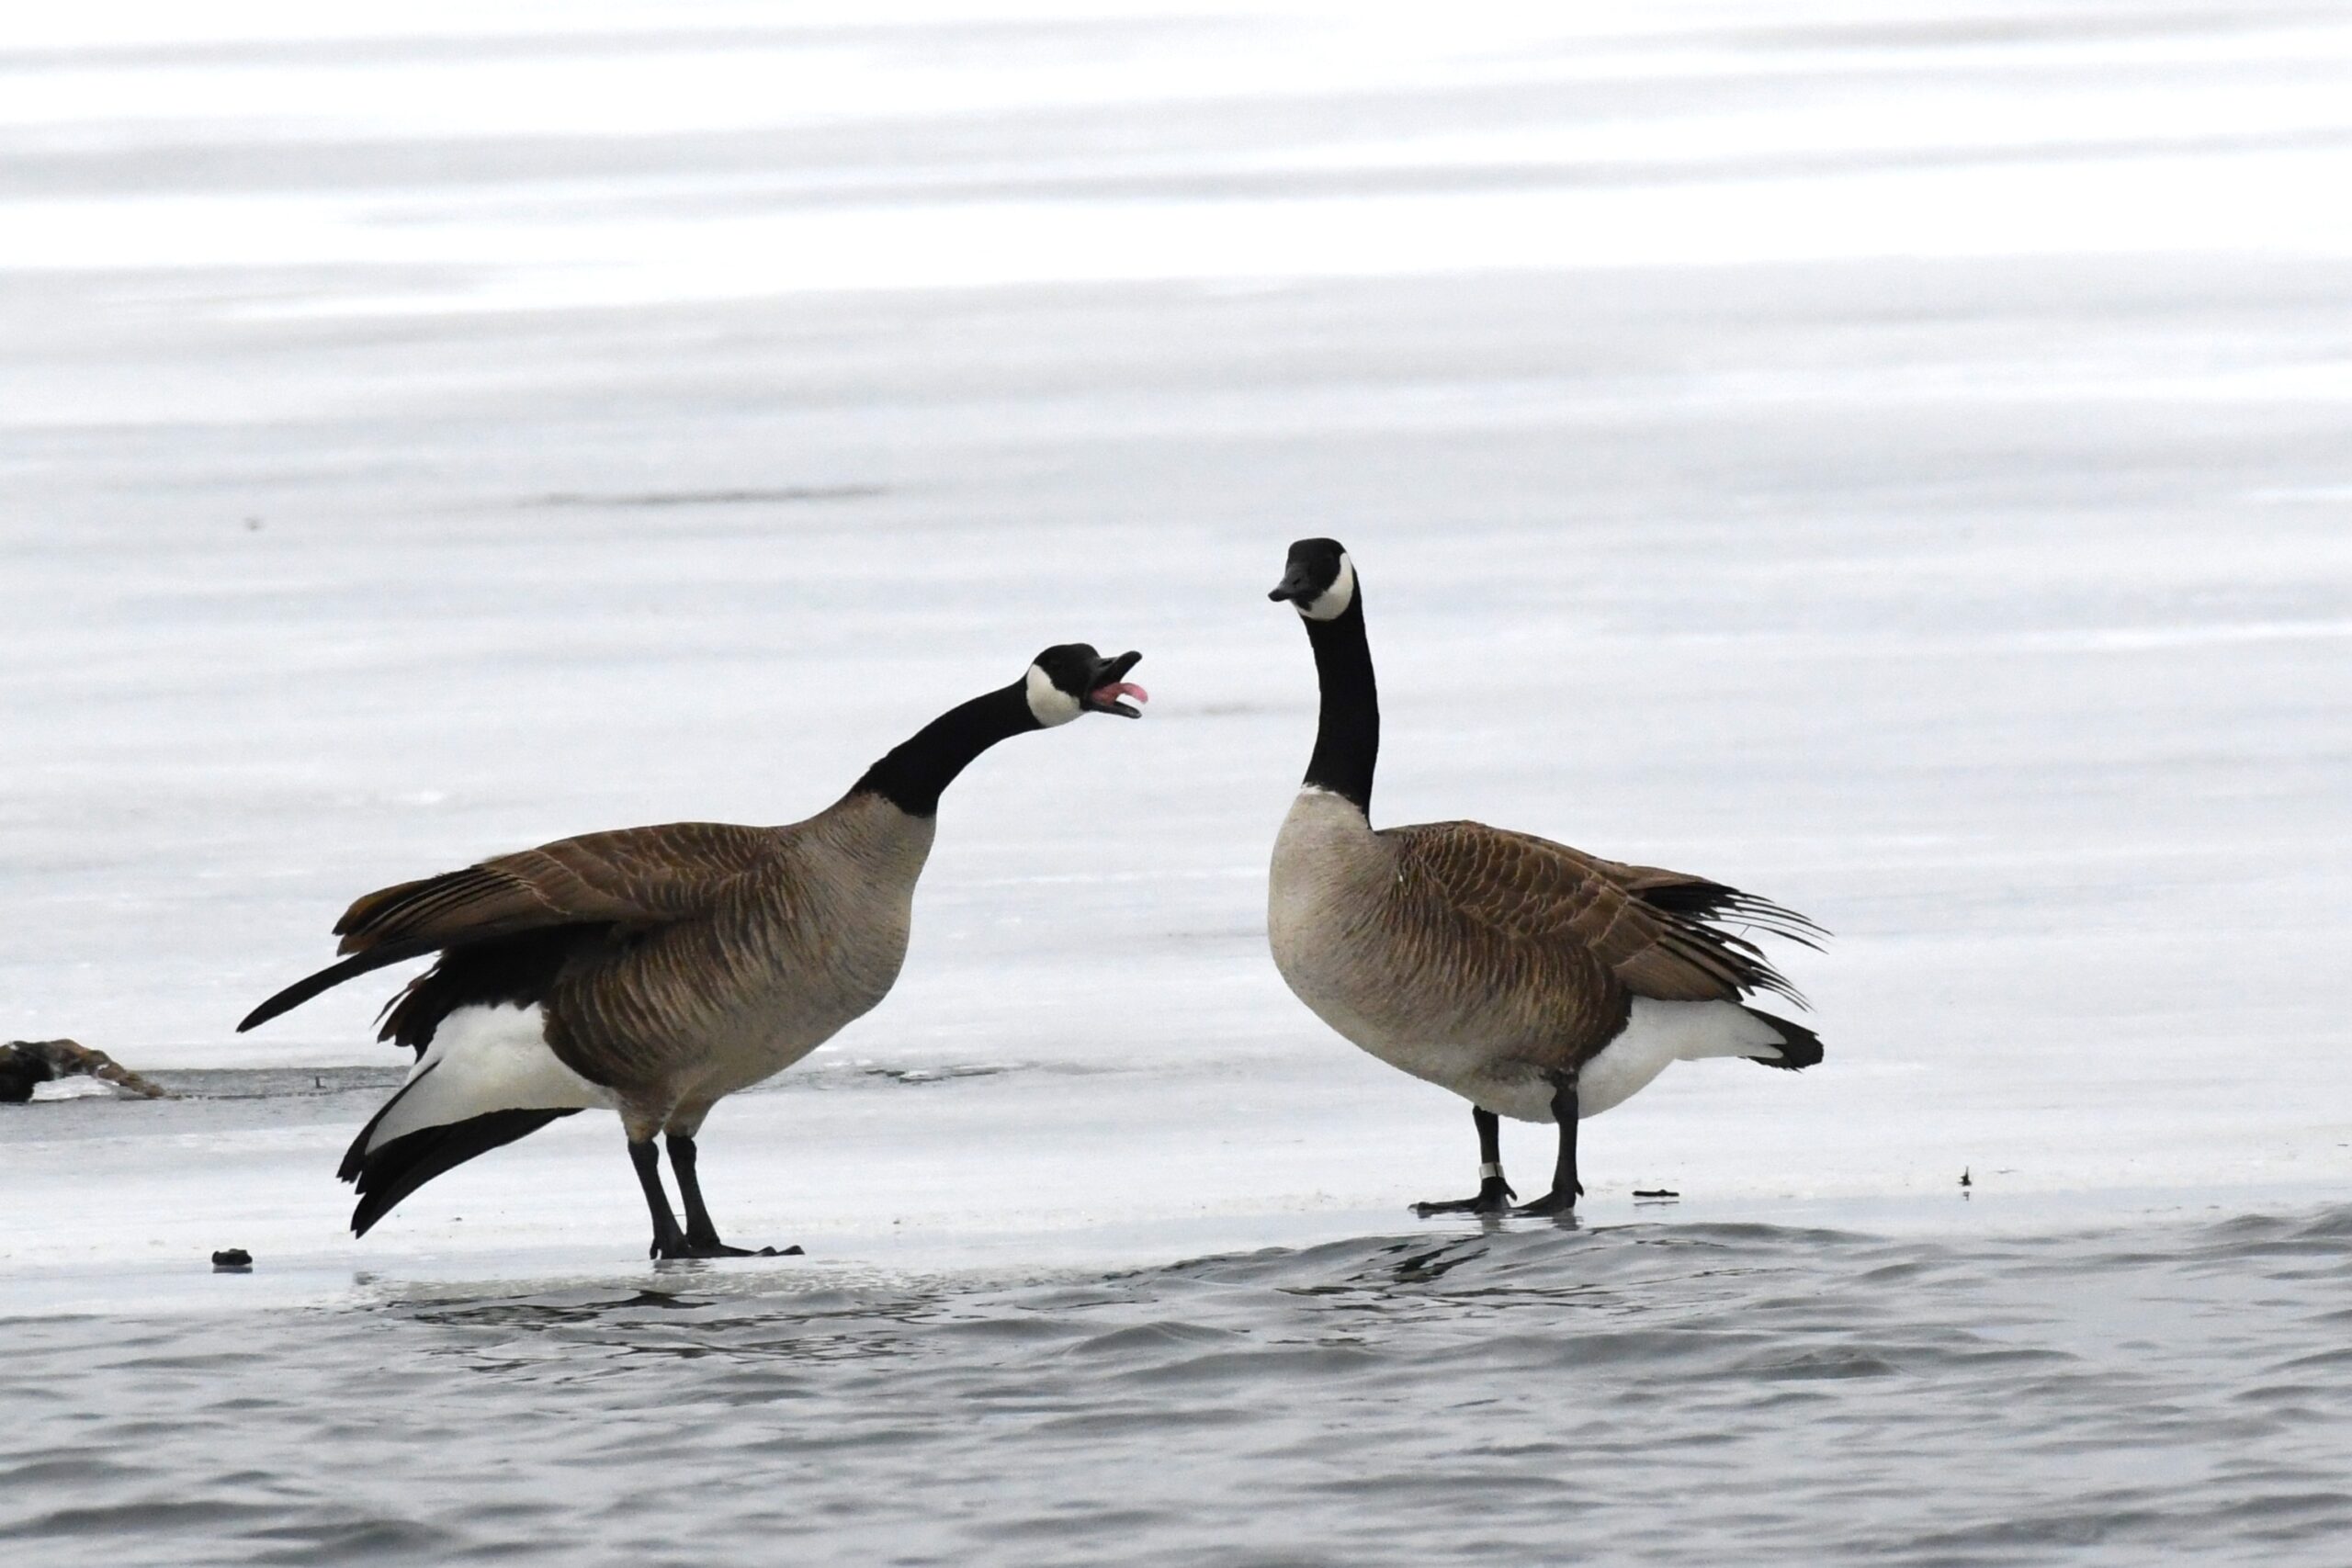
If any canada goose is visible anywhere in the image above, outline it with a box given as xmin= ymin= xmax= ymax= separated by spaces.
xmin=1265 ymin=539 xmax=1823 ymax=1215
xmin=240 ymin=643 xmax=1148 ymax=1258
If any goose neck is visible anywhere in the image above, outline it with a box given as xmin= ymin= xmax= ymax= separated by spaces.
xmin=1302 ymin=595 xmax=1378 ymax=813
xmin=849 ymin=683 xmax=1038 ymax=818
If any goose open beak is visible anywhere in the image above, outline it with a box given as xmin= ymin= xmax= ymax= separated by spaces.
xmin=1083 ymin=650 xmax=1148 ymax=717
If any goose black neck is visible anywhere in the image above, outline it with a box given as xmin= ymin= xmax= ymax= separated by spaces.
xmin=1301 ymin=595 xmax=1378 ymax=813
xmin=851 ymin=684 xmax=1040 ymax=818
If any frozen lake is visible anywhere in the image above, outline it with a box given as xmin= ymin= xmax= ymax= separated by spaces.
xmin=5 ymin=1 xmax=2351 ymax=1562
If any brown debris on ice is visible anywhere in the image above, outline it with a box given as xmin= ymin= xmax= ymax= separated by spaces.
xmin=0 ymin=1039 xmax=176 ymax=1102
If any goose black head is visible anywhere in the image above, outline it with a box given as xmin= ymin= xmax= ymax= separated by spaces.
xmin=1267 ymin=537 xmax=1356 ymax=622
xmin=1024 ymin=644 xmax=1148 ymax=728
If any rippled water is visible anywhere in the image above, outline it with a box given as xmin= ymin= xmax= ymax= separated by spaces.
xmin=7 ymin=1206 xmax=2350 ymax=1566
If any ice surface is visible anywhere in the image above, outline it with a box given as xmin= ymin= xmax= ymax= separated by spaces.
xmin=4 ymin=1 xmax=2351 ymax=1304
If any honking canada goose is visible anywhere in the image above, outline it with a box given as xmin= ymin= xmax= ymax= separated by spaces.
xmin=1265 ymin=539 xmax=1824 ymax=1215
xmin=240 ymin=644 xmax=1148 ymax=1258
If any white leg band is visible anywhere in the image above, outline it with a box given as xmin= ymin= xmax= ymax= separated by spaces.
xmin=1479 ymin=1162 xmax=1503 ymax=1180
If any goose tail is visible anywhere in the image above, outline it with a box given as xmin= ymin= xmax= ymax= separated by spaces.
xmin=239 ymin=940 xmax=438 ymax=1032
xmin=1739 ymin=1006 xmax=1824 ymax=1071
xmin=337 ymin=1004 xmax=611 ymax=1235
xmin=345 ymin=1102 xmax=578 ymax=1236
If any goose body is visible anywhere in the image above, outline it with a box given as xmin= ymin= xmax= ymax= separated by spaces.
xmin=337 ymin=804 xmax=930 ymax=1173
xmin=242 ymin=644 xmax=1147 ymax=1257
xmin=1265 ymin=539 xmax=1822 ymax=1214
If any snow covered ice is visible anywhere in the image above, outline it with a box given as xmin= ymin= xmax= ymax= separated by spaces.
xmin=4 ymin=3 xmax=2352 ymax=1562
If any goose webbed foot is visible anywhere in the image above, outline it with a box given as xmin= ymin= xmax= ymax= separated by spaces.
xmin=632 ymin=1135 xmax=804 ymax=1262
xmin=651 ymin=1236 xmax=802 ymax=1261
xmin=674 ymin=1220 xmax=801 ymax=1259
xmin=1415 ymin=1109 xmax=1518 ymax=1218
xmin=1510 ymin=1182 xmax=1583 ymax=1218
xmin=1413 ymin=1177 xmax=1517 ymax=1217
xmin=645 ymin=1131 xmax=801 ymax=1259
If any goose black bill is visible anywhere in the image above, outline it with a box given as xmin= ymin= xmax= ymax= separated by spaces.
xmin=1083 ymin=650 xmax=1148 ymax=717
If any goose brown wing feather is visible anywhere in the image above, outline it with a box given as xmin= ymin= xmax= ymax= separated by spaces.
xmin=334 ymin=821 xmax=781 ymax=955
xmin=1385 ymin=821 xmax=1812 ymax=1009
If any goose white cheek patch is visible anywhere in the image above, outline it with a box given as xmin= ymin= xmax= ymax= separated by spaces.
xmin=1298 ymin=554 xmax=1356 ymax=621
xmin=1024 ymin=664 xmax=1083 ymax=727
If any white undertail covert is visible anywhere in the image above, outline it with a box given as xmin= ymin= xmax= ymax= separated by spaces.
xmin=362 ymin=1004 xmax=615 ymax=1156
xmin=1575 ymin=998 xmax=1787 ymax=1118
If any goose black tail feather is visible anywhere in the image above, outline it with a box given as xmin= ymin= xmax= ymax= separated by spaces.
xmin=1637 ymin=882 xmax=1830 ymax=950
xmin=345 ymin=1107 xmax=580 ymax=1237
xmin=1742 ymin=1007 xmax=1824 ymax=1071
xmin=237 ymin=939 xmax=440 ymax=1033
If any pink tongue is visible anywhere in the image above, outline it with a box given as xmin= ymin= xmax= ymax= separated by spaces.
xmin=1091 ymin=681 xmax=1149 ymax=706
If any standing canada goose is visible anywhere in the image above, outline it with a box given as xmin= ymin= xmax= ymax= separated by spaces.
xmin=1265 ymin=539 xmax=1824 ymax=1215
xmin=240 ymin=643 xmax=1148 ymax=1258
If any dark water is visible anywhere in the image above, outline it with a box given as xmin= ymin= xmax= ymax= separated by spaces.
xmin=6 ymin=1207 xmax=2351 ymax=1567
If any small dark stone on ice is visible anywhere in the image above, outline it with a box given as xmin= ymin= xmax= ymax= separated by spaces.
xmin=211 ymin=1248 xmax=253 ymax=1271
xmin=1633 ymin=1189 xmax=1680 ymax=1200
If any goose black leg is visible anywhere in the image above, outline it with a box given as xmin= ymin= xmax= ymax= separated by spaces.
xmin=1512 ymin=1077 xmax=1583 ymax=1216
xmin=1413 ymin=1107 xmax=1517 ymax=1215
xmin=666 ymin=1133 xmax=795 ymax=1258
xmin=630 ymin=1137 xmax=693 ymax=1259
